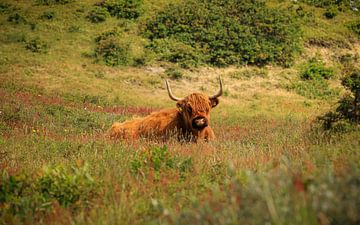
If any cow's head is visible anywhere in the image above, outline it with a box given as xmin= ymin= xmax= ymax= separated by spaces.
xmin=165 ymin=77 xmax=223 ymax=132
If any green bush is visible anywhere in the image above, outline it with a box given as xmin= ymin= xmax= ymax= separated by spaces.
xmin=87 ymin=6 xmax=110 ymax=23
xmin=0 ymin=164 xmax=97 ymax=222
xmin=95 ymin=36 xmax=131 ymax=66
xmin=35 ymin=0 xmax=74 ymax=5
xmin=300 ymin=58 xmax=334 ymax=80
xmin=144 ymin=0 xmax=301 ymax=67
xmin=98 ymin=0 xmax=143 ymax=20
xmin=165 ymin=68 xmax=183 ymax=80
xmin=38 ymin=164 xmax=97 ymax=207
xmin=147 ymin=38 xmax=202 ymax=68
xmin=25 ymin=38 xmax=48 ymax=53
xmin=318 ymin=70 xmax=360 ymax=130
xmin=348 ymin=20 xmax=360 ymax=37
xmin=324 ymin=6 xmax=338 ymax=18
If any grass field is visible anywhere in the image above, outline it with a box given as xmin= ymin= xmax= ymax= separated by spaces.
xmin=0 ymin=0 xmax=359 ymax=225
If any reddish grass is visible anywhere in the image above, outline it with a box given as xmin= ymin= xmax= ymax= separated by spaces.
xmin=1 ymin=90 xmax=156 ymax=116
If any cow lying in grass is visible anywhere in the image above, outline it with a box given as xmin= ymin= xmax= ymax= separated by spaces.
xmin=110 ymin=77 xmax=223 ymax=142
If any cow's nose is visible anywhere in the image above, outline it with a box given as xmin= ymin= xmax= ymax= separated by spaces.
xmin=192 ymin=117 xmax=208 ymax=130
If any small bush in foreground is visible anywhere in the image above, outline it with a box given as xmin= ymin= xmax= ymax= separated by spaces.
xmin=0 ymin=163 xmax=97 ymax=223
xmin=155 ymin=168 xmax=360 ymax=225
xmin=38 ymin=164 xmax=97 ymax=207
xmin=87 ymin=7 xmax=110 ymax=23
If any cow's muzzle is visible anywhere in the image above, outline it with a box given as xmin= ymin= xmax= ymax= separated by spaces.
xmin=192 ymin=117 xmax=209 ymax=130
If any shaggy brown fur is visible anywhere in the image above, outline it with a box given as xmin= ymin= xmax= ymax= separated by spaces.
xmin=109 ymin=93 xmax=220 ymax=142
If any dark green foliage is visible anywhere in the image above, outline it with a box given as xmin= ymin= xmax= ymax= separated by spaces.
xmin=94 ymin=29 xmax=134 ymax=66
xmin=95 ymin=36 xmax=131 ymax=66
xmin=0 ymin=164 xmax=97 ymax=221
xmin=348 ymin=20 xmax=360 ymax=36
xmin=300 ymin=58 xmax=334 ymax=80
xmin=300 ymin=0 xmax=358 ymax=11
xmin=165 ymin=68 xmax=183 ymax=80
xmin=87 ymin=6 xmax=110 ymax=23
xmin=324 ymin=6 xmax=338 ymax=18
xmin=39 ymin=11 xmax=55 ymax=20
xmin=318 ymin=70 xmax=360 ymax=130
xmin=38 ymin=164 xmax=97 ymax=207
xmin=25 ymin=38 xmax=48 ymax=53
xmin=7 ymin=13 xmax=27 ymax=24
xmin=144 ymin=0 xmax=302 ymax=67
xmin=98 ymin=0 xmax=143 ymax=20
xmin=35 ymin=0 xmax=74 ymax=5
xmin=146 ymin=38 xmax=202 ymax=68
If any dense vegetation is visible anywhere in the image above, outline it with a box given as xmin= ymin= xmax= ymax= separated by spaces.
xmin=0 ymin=0 xmax=359 ymax=224
xmin=144 ymin=0 xmax=302 ymax=67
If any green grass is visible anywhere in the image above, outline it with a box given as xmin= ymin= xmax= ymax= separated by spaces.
xmin=0 ymin=0 xmax=359 ymax=224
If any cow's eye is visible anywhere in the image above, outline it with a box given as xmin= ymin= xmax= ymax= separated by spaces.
xmin=187 ymin=106 xmax=192 ymax=115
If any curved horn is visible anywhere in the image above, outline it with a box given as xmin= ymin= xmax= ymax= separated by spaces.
xmin=165 ymin=80 xmax=184 ymax=101
xmin=209 ymin=76 xmax=223 ymax=99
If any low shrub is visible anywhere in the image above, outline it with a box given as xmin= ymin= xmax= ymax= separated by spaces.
xmin=93 ymin=29 xmax=147 ymax=66
xmin=95 ymin=36 xmax=131 ymax=66
xmin=348 ymin=20 xmax=360 ymax=37
xmin=38 ymin=164 xmax=97 ymax=207
xmin=318 ymin=70 xmax=360 ymax=130
xmin=146 ymin=38 xmax=202 ymax=68
xmin=0 ymin=164 xmax=97 ymax=222
xmin=165 ymin=68 xmax=183 ymax=80
xmin=86 ymin=6 xmax=110 ymax=23
xmin=300 ymin=58 xmax=334 ymax=80
xmin=98 ymin=0 xmax=143 ymax=20
xmin=25 ymin=38 xmax=48 ymax=53
xmin=324 ymin=7 xmax=338 ymax=19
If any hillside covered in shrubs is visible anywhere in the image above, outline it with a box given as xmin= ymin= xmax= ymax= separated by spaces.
xmin=0 ymin=0 xmax=359 ymax=225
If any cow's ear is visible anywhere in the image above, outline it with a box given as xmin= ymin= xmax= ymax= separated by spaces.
xmin=176 ymin=101 xmax=185 ymax=112
xmin=210 ymin=98 xmax=219 ymax=108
